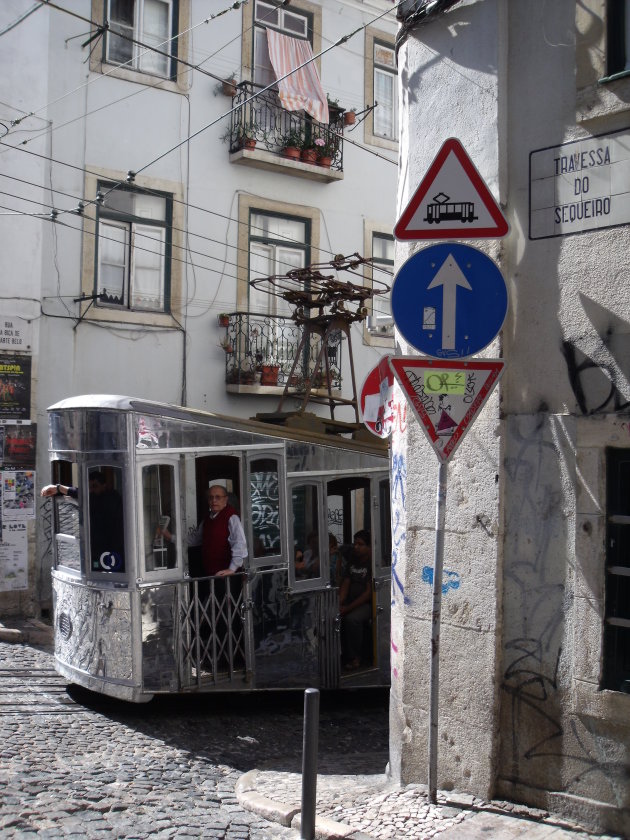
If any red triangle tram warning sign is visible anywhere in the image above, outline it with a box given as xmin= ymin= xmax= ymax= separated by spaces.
xmin=394 ymin=138 xmax=508 ymax=241
xmin=389 ymin=357 xmax=505 ymax=463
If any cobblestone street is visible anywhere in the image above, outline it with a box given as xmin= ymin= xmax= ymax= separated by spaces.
xmin=0 ymin=639 xmax=386 ymax=839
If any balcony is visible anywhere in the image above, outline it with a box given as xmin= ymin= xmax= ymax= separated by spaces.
xmin=224 ymin=83 xmax=345 ymax=184
xmin=220 ymin=312 xmax=343 ymax=395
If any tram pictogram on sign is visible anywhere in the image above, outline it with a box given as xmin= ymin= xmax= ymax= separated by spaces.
xmin=394 ymin=138 xmax=508 ymax=241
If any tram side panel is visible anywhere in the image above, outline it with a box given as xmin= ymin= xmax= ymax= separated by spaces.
xmin=53 ymin=576 xmax=134 ymax=691
xmin=140 ymin=584 xmax=178 ymax=693
xmin=251 ymin=568 xmax=320 ymax=688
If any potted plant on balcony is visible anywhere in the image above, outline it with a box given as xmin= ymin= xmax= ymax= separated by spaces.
xmin=260 ymin=356 xmax=280 ymax=386
xmin=300 ymin=136 xmax=319 ymax=164
xmin=280 ymin=129 xmax=303 ymax=160
xmin=220 ymin=336 xmax=234 ymax=354
xmin=218 ymin=313 xmax=230 ymax=327
xmin=236 ymin=123 xmax=260 ymax=150
xmin=314 ymin=137 xmax=335 ymax=167
xmin=326 ymin=95 xmax=342 ymax=122
xmin=343 ymin=109 xmax=356 ymax=126
xmin=221 ymin=76 xmax=237 ymax=97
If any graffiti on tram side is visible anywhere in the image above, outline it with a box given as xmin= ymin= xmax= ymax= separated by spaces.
xmin=250 ymin=469 xmax=280 ymax=555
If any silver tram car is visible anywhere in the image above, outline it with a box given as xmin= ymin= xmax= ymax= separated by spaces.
xmin=46 ymin=395 xmax=392 ymax=702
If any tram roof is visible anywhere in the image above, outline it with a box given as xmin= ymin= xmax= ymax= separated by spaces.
xmin=48 ymin=394 xmax=389 ymax=458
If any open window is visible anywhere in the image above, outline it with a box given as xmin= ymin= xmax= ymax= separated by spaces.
xmin=50 ymin=460 xmax=81 ymax=576
xmin=141 ymin=462 xmax=179 ymax=577
xmin=289 ymin=480 xmax=326 ymax=590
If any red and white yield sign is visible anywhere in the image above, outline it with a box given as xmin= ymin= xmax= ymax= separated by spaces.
xmin=389 ymin=357 xmax=505 ymax=462
xmin=360 ymin=355 xmax=395 ymax=438
xmin=394 ymin=138 xmax=508 ymax=241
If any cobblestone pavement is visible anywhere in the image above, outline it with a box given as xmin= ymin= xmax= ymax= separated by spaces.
xmin=0 ymin=640 xmax=300 ymax=839
xmin=0 ymin=635 xmax=622 ymax=840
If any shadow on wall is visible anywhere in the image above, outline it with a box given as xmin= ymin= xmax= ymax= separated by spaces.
xmin=562 ymin=294 xmax=630 ymax=415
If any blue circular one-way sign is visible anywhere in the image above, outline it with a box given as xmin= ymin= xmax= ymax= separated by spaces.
xmin=391 ymin=243 xmax=508 ymax=359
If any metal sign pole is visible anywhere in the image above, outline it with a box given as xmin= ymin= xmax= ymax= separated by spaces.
xmin=428 ymin=460 xmax=448 ymax=804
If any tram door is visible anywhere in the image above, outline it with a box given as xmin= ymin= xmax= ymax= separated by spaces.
xmin=181 ymin=454 xmax=252 ymax=684
xmin=326 ymin=474 xmax=391 ymax=678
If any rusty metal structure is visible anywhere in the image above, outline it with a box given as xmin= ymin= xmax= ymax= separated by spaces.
xmin=249 ymin=252 xmax=390 ymax=429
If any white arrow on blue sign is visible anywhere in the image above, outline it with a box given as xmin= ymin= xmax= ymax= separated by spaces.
xmin=391 ymin=243 xmax=508 ymax=359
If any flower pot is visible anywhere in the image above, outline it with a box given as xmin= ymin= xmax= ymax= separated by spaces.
xmin=301 ymin=148 xmax=318 ymax=163
xmin=241 ymin=137 xmax=257 ymax=150
xmin=318 ymin=155 xmax=332 ymax=168
xmin=343 ymin=111 xmax=356 ymax=126
xmin=261 ymin=365 xmax=280 ymax=386
xmin=218 ymin=314 xmax=230 ymax=327
xmin=222 ymin=79 xmax=237 ymax=97
xmin=282 ymin=146 xmax=300 ymax=160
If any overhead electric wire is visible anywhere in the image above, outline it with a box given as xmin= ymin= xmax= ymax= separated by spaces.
xmin=4 ymin=0 xmax=291 ymax=149
xmin=0 ymin=2 xmax=45 ymax=37
xmin=0 ymin=146 xmax=395 ymax=275
xmin=5 ymin=0 xmax=401 ymax=213
xmin=0 ymin=197 xmax=389 ymax=328
xmin=129 ymin=0 xmax=404 ymax=180
xmin=9 ymin=0 xmax=252 ymax=129
xmin=0 ymin=183 xmax=393 ymax=295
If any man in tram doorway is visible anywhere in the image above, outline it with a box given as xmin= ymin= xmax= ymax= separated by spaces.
xmin=161 ymin=484 xmax=247 ymax=576
xmin=161 ymin=484 xmax=247 ymax=672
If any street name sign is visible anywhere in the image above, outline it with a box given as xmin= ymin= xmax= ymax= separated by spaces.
xmin=360 ymin=355 xmax=395 ymax=438
xmin=394 ymin=137 xmax=508 ymax=241
xmin=389 ymin=357 xmax=505 ymax=463
xmin=391 ymin=243 xmax=508 ymax=359
xmin=529 ymin=127 xmax=630 ymax=240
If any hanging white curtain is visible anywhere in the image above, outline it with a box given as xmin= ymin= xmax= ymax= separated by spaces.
xmin=266 ymin=29 xmax=329 ymax=124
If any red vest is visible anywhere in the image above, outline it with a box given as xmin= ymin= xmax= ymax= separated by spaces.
xmin=201 ymin=504 xmax=237 ymax=575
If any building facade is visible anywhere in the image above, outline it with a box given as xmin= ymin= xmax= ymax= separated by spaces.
xmin=0 ymin=0 xmax=398 ymax=617
xmin=391 ymin=0 xmax=630 ymax=834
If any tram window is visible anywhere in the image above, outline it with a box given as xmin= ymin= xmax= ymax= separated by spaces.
xmin=379 ymin=478 xmax=392 ymax=567
xmin=87 ymin=465 xmax=125 ymax=574
xmin=142 ymin=464 xmax=178 ymax=572
xmin=250 ymin=458 xmax=281 ymax=558
xmin=326 ymin=477 xmax=371 ymax=546
xmin=292 ymin=484 xmax=321 ymax=580
xmin=51 ymin=460 xmax=81 ymax=573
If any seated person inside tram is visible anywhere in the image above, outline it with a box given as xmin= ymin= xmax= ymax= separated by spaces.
xmin=339 ymin=530 xmax=373 ymax=671
xmin=295 ymin=530 xmax=320 ymax=579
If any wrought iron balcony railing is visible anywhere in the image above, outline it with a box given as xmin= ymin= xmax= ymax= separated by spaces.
xmin=221 ymin=312 xmax=343 ymax=390
xmin=225 ymin=82 xmax=344 ymax=172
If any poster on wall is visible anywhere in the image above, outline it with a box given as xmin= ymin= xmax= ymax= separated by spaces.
xmin=1 ymin=424 xmax=36 ymax=468
xmin=0 ymin=354 xmax=31 ymax=421
xmin=2 ymin=470 xmax=35 ymax=519
xmin=0 ymin=520 xmax=28 ymax=591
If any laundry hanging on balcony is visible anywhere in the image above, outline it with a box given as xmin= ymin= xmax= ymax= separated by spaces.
xmin=266 ymin=29 xmax=329 ymax=124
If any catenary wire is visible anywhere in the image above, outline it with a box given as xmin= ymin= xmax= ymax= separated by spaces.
xmin=0 ymin=146 xmax=396 ymax=270
xmin=9 ymin=0 xmax=253 ymax=129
